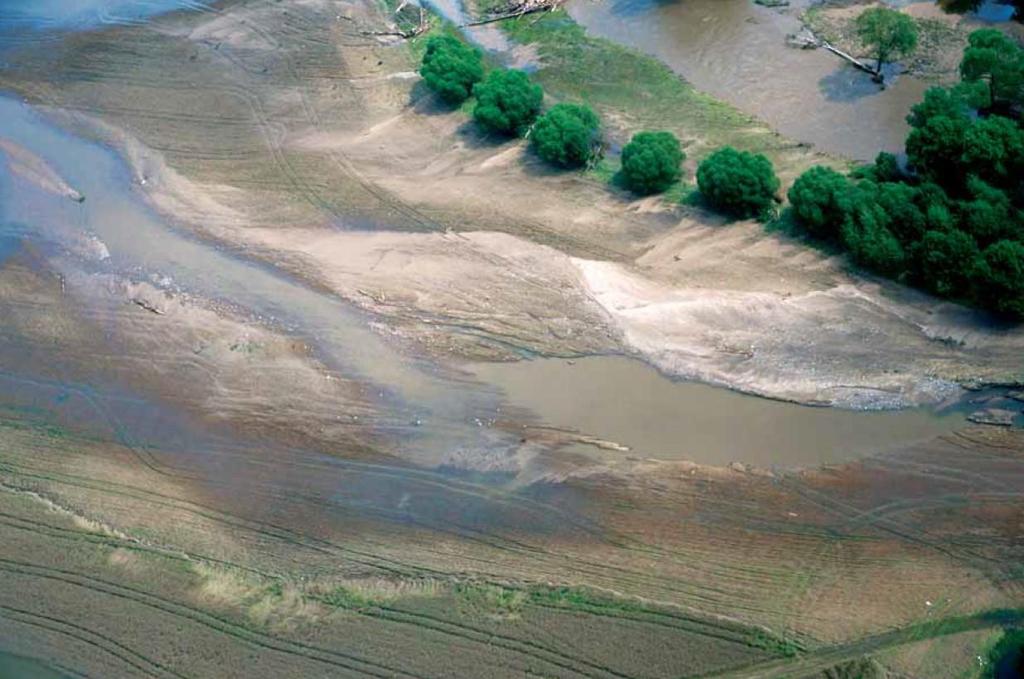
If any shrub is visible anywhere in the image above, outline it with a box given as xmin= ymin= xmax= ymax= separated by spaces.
xmin=419 ymin=35 xmax=484 ymax=105
xmin=975 ymin=239 xmax=1024 ymax=317
xmin=787 ymin=165 xmax=851 ymax=240
xmin=912 ymin=229 xmax=980 ymax=297
xmin=620 ymin=131 xmax=684 ymax=195
xmin=531 ymin=103 xmax=601 ymax=169
xmin=472 ymin=68 xmax=543 ymax=136
xmin=696 ymin=146 xmax=780 ymax=219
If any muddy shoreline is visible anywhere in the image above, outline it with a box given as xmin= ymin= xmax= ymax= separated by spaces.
xmin=0 ymin=1 xmax=1022 ymax=677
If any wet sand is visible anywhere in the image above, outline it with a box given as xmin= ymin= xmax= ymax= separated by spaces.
xmin=0 ymin=1 xmax=1022 ymax=677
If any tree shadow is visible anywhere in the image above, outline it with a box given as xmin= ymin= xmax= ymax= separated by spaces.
xmin=410 ymin=81 xmax=462 ymax=116
xmin=818 ymin=64 xmax=883 ymax=103
xmin=455 ymin=119 xmax=519 ymax=150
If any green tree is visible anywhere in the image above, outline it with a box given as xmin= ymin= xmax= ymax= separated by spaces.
xmin=472 ymin=68 xmax=543 ymax=137
xmin=787 ymin=165 xmax=851 ymax=240
xmin=961 ymin=114 xmax=1024 ymax=188
xmin=840 ymin=194 xmax=907 ymax=276
xmin=975 ymin=239 xmax=1024 ymax=317
xmin=905 ymin=113 xmax=970 ymax=185
xmin=960 ymin=176 xmax=1019 ymax=246
xmin=620 ymin=131 xmax=684 ymax=195
xmin=530 ymin=103 xmax=602 ymax=169
xmin=874 ymin=181 xmax=927 ymax=244
xmin=419 ymin=35 xmax=484 ymax=105
xmin=696 ymin=146 xmax=780 ymax=219
xmin=912 ymin=229 xmax=980 ymax=297
xmin=906 ymin=86 xmax=972 ymax=129
xmin=959 ymin=28 xmax=1024 ymax=110
xmin=855 ymin=7 xmax=918 ymax=74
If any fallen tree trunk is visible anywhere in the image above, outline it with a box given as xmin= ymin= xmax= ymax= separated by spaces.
xmin=787 ymin=29 xmax=883 ymax=83
xmin=465 ymin=0 xmax=561 ymax=26
xmin=363 ymin=4 xmax=429 ymax=39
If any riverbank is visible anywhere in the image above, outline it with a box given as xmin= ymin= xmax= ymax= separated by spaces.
xmin=0 ymin=1 xmax=1023 ymax=676
xmin=2 ymin=0 xmax=1022 ymax=410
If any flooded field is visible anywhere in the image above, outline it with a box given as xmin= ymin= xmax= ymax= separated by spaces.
xmin=0 ymin=0 xmax=1021 ymax=676
xmin=567 ymin=0 xmax=928 ymax=159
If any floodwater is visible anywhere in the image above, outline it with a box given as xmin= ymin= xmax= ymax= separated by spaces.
xmin=0 ymin=95 xmax=512 ymax=468
xmin=471 ymin=356 xmax=967 ymax=468
xmin=0 ymin=94 xmax=975 ymax=473
xmin=568 ymin=0 xmax=928 ymax=159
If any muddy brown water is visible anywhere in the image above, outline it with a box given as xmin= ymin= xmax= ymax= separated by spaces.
xmin=0 ymin=92 xmax=975 ymax=469
xmin=567 ymin=0 xmax=929 ymax=160
xmin=471 ymin=356 xmax=968 ymax=467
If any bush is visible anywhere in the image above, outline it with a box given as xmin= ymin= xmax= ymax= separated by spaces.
xmin=788 ymin=166 xmax=851 ymax=240
xmin=620 ymin=131 xmax=684 ymax=195
xmin=531 ymin=103 xmax=602 ymax=169
xmin=975 ymin=239 xmax=1024 ymax=317
xmin=419 ymin=35 xmax=484 ymax=105
xmin=696 ymin=146 xmax=780 ymax=219
xmin=472 ymin=68 xmax=543 ymax=136
xmin=912 ymin=229 xmax=980 ymax=297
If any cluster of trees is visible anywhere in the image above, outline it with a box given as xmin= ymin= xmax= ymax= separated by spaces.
xmin=419 ymin=35 xmax=601 ymax=168
xmin=788 ymin=28 xmax=1024 ymax=318
xmin=420 ymin=34 xmax=691 ymax=188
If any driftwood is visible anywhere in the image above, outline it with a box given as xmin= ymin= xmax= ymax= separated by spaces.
xmin=363 ymin=4 xmax=429 ymax=39
xmin=465 ymin=0 xmax=562 ymax=26
xmin=130 ymin=298 xmax=165 ymax=315
xmin=787 ymin=29 xmax=883 ymax=83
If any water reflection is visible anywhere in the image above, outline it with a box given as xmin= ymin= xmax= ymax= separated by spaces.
xmin=939 ymin=0 xmax=1022 ymax=22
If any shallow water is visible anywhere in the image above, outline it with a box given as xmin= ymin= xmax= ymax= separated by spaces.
xmin=0 ymin=0 xmax=209 ymax=31
xmin=568 ymin=0 xmax=928 ymax=159
xmin=0 ymin=651 xmax=67 ymax=679
xmin=472 ymin=356 xmax=968 ymax=467
xmin=0 ymin=96 xmax=510 ymax=467
xmin=0 ymin=94 xmax=980 ymax=473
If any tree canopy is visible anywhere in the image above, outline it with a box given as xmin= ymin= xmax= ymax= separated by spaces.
xmin=620 ymin=131 xmax=684 ymax=195
xmin=787 ymin=165 xmax=850 ymax=240
xmin=855 ymin=7 xmax=918 ymax=72
xmin=530 ymin=103 xmax=602 ymax=169
xmin=419 ymin=35 xmax=484 ymax=105
xmin=696 ymin=146 xmax=779 ymax=219
xmin=959 ymin=28 xmax=1024 ymax=111
xmin=472 ymin=68 xmax=543 ymax=137
xmin=784 ymin=30 xmax=1024 ymax=318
